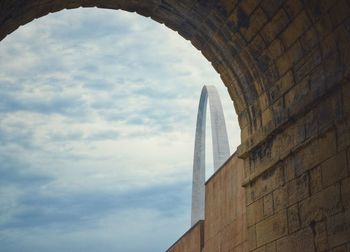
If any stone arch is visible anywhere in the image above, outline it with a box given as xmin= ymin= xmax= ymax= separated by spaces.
xmin=191 ymin=85 xmax=230 ymax=226
xmin=0 ymin=0 xmax=270 ymax=145
xmin=2 ymin=1 xmax=350 ymax=251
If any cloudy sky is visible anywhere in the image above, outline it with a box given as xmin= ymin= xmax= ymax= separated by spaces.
xmin=0 ymin=8 xmax=240 ymax=252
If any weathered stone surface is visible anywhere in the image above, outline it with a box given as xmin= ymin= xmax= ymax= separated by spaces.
xmin=299 ymin=184 xmax=342 ymax=227
xmin=342 ymin=177 xmax=350 ymax=210
xmin=247 ymin=198 xmax=264 ymax=226
xmin=256 ymin=210 xmax=288 ymax=247
xmin=276 ymin=227 xmax=315 ymax=252
xmin=287 ymin=204 xmax=300 ymax=233
xmin=204 ymin=155 xmax=247 ymax=252
xmin=167 ymin=220 xmax=204 ymax=252
xmin=271 ymin=172 xmax=309 ymax=213
xmin=314 ymin=221 xmax=329 ymax=252
xmin=327 ymin=210 xmax=350 ymax=249
xmin=248 ymin=225 xmax=257 ymax=251
xmin=281 ymin=10 xmax=311 ymax=48
xmin=261 ymin=9 xmax=289 ymax=43
xmin=321 ymin=151 xmax=348 ymax=187
xmin=263 ymin=194 xmax=273 ymax=218
xmin=331 ymin=245 xmax=347 ymax=252
xmin=265 ymin=241 xmax=276 ymax=252
xmin=247 ymin=165 xmax=284 ymax=203
xmin=310 ymin=166 xmax=322 ymax=195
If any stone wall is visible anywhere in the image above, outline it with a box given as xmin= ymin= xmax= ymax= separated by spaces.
xmin=167 ymin=154 xmax=246 ymax=252
xmin=204 ymin=155 xmax=247 ymax=252
xmin=239 ymin=1 xmax=350 ymax=249
xmin=166 ymin=220 xmax=204 ymax=252
xmin=1 ymin=1 xmax=350 ymax=251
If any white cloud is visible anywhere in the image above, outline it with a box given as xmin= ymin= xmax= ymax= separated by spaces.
xmin=0 ymin=7 xmax=240 ymax=252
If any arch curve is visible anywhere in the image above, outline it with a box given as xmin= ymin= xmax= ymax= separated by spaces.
xmin=0 ymin=0 xmax=269 ymax=136
xmin=191 ymin=85 xmax=230 ymax=226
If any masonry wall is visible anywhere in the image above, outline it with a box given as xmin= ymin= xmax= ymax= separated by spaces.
xmin=237 ymin=1 xmax=350 ymax=251
xmin=167 ymin=154 xmax=247 ymax=252
xmin=243 ymin=89 xmax=350 ymax=252
xmin=166 ymin=220 xmax=204 ymax=252
xmin=204 ymin=155 xmax=247 ymax=252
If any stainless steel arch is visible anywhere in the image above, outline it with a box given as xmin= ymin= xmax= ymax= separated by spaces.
xmin=191 ymin=85 xmax=230 ymax=226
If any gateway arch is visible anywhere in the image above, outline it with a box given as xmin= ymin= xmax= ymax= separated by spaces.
xmin=191 ymin=85 xmax=230 ymax=226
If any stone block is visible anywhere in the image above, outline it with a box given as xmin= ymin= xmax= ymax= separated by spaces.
xmin=293 ymin=141 xmax=317 ymax=177
xmin=232 ymin=242 xmax=248 ymax=252
xmin=300 ymin=27 xmax=318 ymax=52
xmin=321 ymin=150 xmax=348 ymax=187
xmin=261 ymin=108 xmax=273 ymax=127
xmin=248 ymin=164 xmax=284 ymax=202
xmin=310 ymin=166 xmax=322 ymax=195
xmin=293 ymin=48 xmax=322 ymax=83
xmin=314 ymin=12 xmax=333 ymax=38
xmin=304 ymin=109 xmax=319 ymax=140
xmin=329 ymin=0 xmax=350 ymax=27
xmin=321 ymin=34 xmax=337 ymax=59
xmin=167 ymin=220 xmax=204 ymax=252
xmin=64 ymin=0 xmax=82 ymax=9
xmin=263 ymin=194 xmax=274 ymax=218
xmin=217 ymin=0 xmax=237 ymax=17
xmin=283 ymin=0 xmax=303 ymax=18
xmin=314 ymin=221 xmax=329 ymax=252
xmin=276 ymin=41 xmax=303 ymax=76
xmin=341 ymin=176 xmax=350 ymax=210
xmin=261 ymin=0 xmax=283 ymax=18
xmin=265 ymin=241 xmax=276 ymax=252
xmin=327 ymin=209 xmax=350 ymax=249
xmin=317 ymin=94 xmax=342 ymax=133
xmin=276 ymin=227 xmax=315 ymax=252
xmin=239 ymin=0 xmax=260 ymax=16
xmin=309 ymin=65 xmax=326 ymax=98
xmin=247 ymin=198 xmax=264 ymax=226
xmin=281 ymin=10 xmax=312 ymax=48
xmin=287 ymin=173 xmax=310 ymax=205
xmin=294 ymin=129 xmax=337 ymax=177
xmin=338 ymin=28 xmax=350 ymax=76
xmin=284 ymin=156 xmax=295 ymax=182
xmin=331 ymin=245 xmax=347 ymax=252
xmin=256 ymin=211 xmax=288 ymax=247
xmin=268 ymin=38 xmax=284 ymax=59
xmin=204 ymin=156 xmax=247 ymax=251
xmin=241 ymin=8 xmax=268 ymax=42
xmin=257 ymin=50 xmax=273 ymax=72
xmin=299 ymin=184 xmax=342 ymax=227
xmin=269 ymin=70 xmax=294 ymax=102
xmin=248 ymin=225 xmax=257 ymax=251
xmin=253 ymin=246 xmax=266 ymax=252
xmin=249 ymin=34 xmax=267 ymax=59
xmin=287 ymin=204 xmax=300 ymax=233
xmin=284 ymin=78 xmax=309 ymax=111
xmin=273 ymin=185 xmax=287 ymax=212
xmin=271 ymin=98 xmax=286 ymax=127
xmin=257 ymin=93 xmax=269 ymax=112
xmin=343 ymin=81 xmax=350 ymax=114
xmin=260 ymin=9 xmax=289 ymax=43
xmin=289 ymin=119 xmax=306 ymax=149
